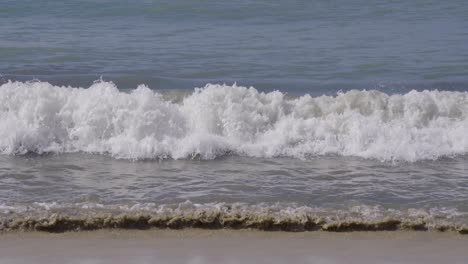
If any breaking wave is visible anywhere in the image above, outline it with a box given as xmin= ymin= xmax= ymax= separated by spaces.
xmin=1 ymin=201 xmax=467 ymax=233
xmin=0 ymin=81 xmax=467 ymax=162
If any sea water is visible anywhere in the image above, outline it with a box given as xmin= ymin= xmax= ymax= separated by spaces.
xmin=0 ymin=0 xmax=467 ymax=232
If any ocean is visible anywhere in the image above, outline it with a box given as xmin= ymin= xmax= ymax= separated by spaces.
xmin=0 ymin=0 xmax=467 ymax=233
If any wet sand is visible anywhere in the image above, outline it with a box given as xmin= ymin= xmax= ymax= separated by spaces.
xmin=1 ymin=230 xmax=468 ymax=264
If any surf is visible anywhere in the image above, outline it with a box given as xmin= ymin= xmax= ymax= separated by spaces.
xmin=0 ymin=81 xmax=466 ymax=162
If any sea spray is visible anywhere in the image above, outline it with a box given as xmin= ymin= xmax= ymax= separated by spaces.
xmin=0 ymin=81 xmax=467 ymax=162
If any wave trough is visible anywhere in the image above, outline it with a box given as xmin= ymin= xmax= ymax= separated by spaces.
xmin=0 ymin=81 xmax=467 ymax=162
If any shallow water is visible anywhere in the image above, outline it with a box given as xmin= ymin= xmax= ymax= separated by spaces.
xmin=1 ymin=154 xmax=468 ymax=208
xmin=1 ymin=153 xmax=468 ymax=232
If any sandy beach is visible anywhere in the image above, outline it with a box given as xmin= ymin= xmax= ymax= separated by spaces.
xmin=1 ymin=230 xmax=468 ymax=264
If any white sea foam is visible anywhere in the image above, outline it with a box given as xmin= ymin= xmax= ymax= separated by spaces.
xmin=0 ymin=81 xmax=467 ymax=161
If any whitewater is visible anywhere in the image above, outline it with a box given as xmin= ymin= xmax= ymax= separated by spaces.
xmin=0 ymin=81 xmax=466 ymax=162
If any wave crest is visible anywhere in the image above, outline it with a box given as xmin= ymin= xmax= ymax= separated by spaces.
xmin=0 ymin=81 xmax=467 ymax=161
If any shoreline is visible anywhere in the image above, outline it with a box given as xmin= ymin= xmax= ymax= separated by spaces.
xmin=2 ymin=211 xmax=468 ymax=234
xmin=1 ymin=229 xmax=468 ymax=264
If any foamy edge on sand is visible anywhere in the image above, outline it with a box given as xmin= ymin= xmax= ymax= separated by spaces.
xmin=1 ymin=202 xmax=467 ymax=233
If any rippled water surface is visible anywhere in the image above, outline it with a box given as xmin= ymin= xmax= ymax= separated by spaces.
xmin=1 ymin=154 xmax=467 ymax=209
xmin=1 ymin=0 xmax=468 ymax=93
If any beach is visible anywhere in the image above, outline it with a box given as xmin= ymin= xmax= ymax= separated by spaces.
xmin=1 ymin=230 xmax=468 ymax=264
